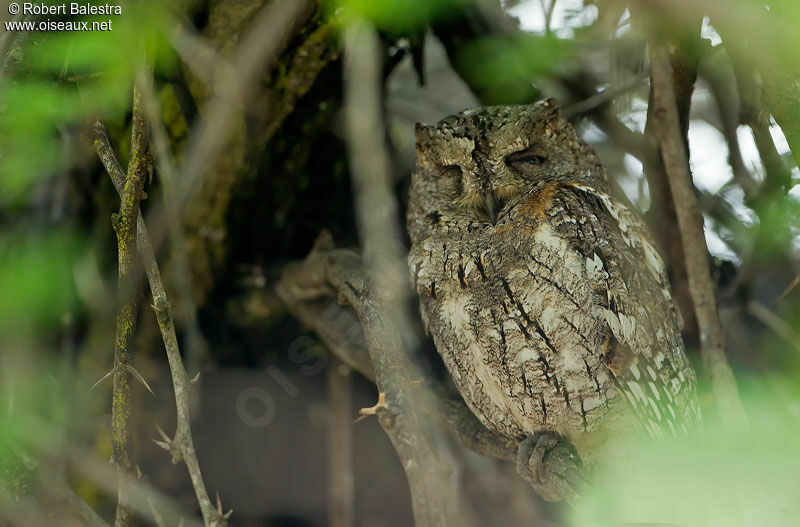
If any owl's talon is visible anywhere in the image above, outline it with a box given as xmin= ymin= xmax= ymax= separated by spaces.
xmin=516 ymin=432 xmax=586 ymax=502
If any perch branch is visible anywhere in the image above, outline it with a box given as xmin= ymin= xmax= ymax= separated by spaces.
xmin=281 ymin=244 xmax=453 ymax=526
xmin=91 ymin=116 xmax=222 ymax=524
xmin=276 ymin=241 xmax=518 ymax=461
xmin=110 ymin=83 xmax=150 ymax=527
xmin=647 ymin=41 xmax=747 ymax=430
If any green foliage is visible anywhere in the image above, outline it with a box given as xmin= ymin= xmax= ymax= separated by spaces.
xmin=331 ymin=0 xmax=469 ymax=33
xmin=455 ymin=33 xmax=573 ymax=104
xmin=0 ymin=357 xmax=72 ymax=493
xmin=0 ymin=231 xmax=80 ymax=334
xmin=0 ymin=83 xmax=82 ymax=204
xmin=0 ymin=1 xmax=176 ymax=205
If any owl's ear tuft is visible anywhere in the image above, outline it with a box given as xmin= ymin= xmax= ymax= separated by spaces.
xmin=538 ymin=98 xmax=563 ymax=126
xmin=415 ymin=123 xmax=432 ymax=145
xmin=415 ymin=123 xmax=436 ymax=161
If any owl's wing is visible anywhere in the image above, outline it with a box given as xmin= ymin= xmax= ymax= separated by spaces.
xmin=546 ymin=183 xmax=701 ymax=438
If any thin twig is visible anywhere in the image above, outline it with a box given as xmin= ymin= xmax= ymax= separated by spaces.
xmin=137 ymin=68 xmax=209 ymax=378
xmin=647 ymin=41 xmax=747 ymax=430
xmin=563 ymin=72 xmax=649 ymax=119
xmin=65 ymin=486 xmax=111 ymax=527
xmin=747 ymin=300 xmax=800 ymax=355
xmin=771 ymin=274 xmax=800 ymax=310
xmin=539 ymin=0 xmax=556 ymax=35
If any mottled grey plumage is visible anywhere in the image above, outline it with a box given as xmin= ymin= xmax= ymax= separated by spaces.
xmin=407 ymin=101 xmax=700 ymax=498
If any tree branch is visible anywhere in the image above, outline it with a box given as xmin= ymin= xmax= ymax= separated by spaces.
xmin=276 ymin=239 xmax=518 ymax=462
xmin=332 ymin=21 xmax=471 ymax=524
xmin=110 ymin=84 xmax=150 ymax=527
xmin=92 ymin=116 xmax=224 ymax=526
xmin=92 ymin=103 xmax=225 ymax=526
xmin=642 ymin=24 xmax=702 ymax=342
xmin=647 ymin=41 xmax=747 ymax=430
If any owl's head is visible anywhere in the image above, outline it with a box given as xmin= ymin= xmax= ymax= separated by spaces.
xmin=411 ymin=100 xmax=607 ymax=227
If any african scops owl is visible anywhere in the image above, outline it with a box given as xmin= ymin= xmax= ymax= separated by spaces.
xmin=407 ymin=100 xmax=700 ymax=500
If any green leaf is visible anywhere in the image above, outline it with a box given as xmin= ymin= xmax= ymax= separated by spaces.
xmin=455 ymin=33 xmax=574 ymax=104
xmin=332 ymin=0 xmax=469 ymax=33
xmin=0 ymin=231 xmax=80 ymax=333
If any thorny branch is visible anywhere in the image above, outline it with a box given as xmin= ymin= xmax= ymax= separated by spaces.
xmin=109 ymin=84 xmax=150 ymax=527
xmin=647 ymin=41 xmax=747 ymax=430
xmin=91 ymin=121 xmax=224 ymax=526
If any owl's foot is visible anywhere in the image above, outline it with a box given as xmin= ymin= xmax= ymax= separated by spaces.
xmin=516 ymin=432 xmax=587 ymax=502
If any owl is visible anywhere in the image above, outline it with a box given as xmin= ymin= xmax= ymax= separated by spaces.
xmin=407 ymin=100 xmax=700 ymax=501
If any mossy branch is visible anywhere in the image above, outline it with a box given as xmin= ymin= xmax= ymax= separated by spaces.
xmin=91 ymin=119 xmax=224 ymax=526
xmin=110 ymin=84 xmax=150 ymax=527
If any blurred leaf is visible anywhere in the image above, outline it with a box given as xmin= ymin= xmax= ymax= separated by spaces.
xmin=0 ymin=82 xmax=82 ymax=204
xmin=0 ymin=1 xmax=176 ymax=205
xmin=0 ymin=356 xmax=72 ymax=492
xmin=332 ymin=0 xmax=470 ymax=33
xmin=455 ymin=33 xmax=573 ymax=104
xmin=749 ymin=192 xmax=800 ymax=259
xmin=30 ymin=1 xmax=176 ymax=77
xmin=0 ymin=231 xmax=80 ymax=334
xmin=571 ymin=376 xmax=800 ymax=526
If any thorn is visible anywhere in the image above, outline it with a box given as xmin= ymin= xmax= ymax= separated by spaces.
xmin=89 ymin=367 xmax=117 ymax=392
xmin=155 ymin=424 xmax=171 ymax=443
xmin=123 ymin=364 xmax=155 ymax=396
xmin=153 ymin=439 xmax=171 ymax=452
xmin=213 ymin=492 xmax=233 ymax=520
xmin=151 ymin=293 xmax=168 ymax=312
xmin=153 ymin=424 xmax=173 ymax=452
xmin=354 ymin=392 xmax=387 ymax=423
xmin=190 ymin=371 xmax=201 ymax=384
xmin=153 ymin=424 xmax=183 ymax=463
